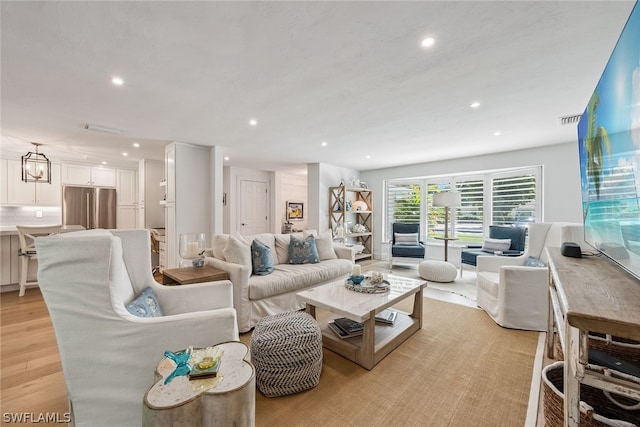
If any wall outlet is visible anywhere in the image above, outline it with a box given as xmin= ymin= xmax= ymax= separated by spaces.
xmin=36 ymin=210 xmax=43 ymax=218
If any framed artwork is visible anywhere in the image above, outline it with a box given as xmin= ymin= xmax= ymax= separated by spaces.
xmin=286 ymin=201 xmax=304 ymax=221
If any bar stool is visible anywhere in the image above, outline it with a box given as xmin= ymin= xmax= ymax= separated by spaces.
xmin=16 ymin=224 xmax=63 ymax=296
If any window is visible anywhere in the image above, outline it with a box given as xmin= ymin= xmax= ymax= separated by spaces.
xmin=385 ymin=182 xmax=422 ymax=241
xmin=426 ymin=181 xmax=450 ymax=240
xmin=456 ymin=177 xmax=484 ymax=243
xmin=491 ymin=171 xmax=538 ymax=226
xmin=384 ymin=166 xmax=541 ymax=244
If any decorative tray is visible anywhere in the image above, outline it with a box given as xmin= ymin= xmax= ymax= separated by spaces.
xmin=345 ymin=277 xmax=390 ymax=293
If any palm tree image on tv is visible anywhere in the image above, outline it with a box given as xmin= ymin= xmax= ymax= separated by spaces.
xmin=584 ymin=91 xmax=611 ymax=202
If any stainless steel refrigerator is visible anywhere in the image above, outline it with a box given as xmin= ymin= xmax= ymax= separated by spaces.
xmin=62 ymin=186 xmax=117 ymax=229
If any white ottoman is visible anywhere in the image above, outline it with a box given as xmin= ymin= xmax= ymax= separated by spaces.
xmin=419 ymin=260 xmax=457 ymax=283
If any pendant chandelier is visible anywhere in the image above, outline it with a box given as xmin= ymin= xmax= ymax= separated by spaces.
xmin=21 ymin=142 xmax=51 ymax=183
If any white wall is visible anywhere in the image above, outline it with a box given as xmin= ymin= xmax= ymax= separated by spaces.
xmin=276 ymin=170 xmax=308 ymax=232
xmin=360 ymin=141 xmax=582 ymax=257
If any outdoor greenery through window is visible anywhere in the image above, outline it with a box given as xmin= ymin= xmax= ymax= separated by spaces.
xmin=384 ymin=167 xmax=541 ymax=244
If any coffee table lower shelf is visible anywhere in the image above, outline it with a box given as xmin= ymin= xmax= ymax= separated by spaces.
xmin=319 ymin=312 xmax=419 ymax=369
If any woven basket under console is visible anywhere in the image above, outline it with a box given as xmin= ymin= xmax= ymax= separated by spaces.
xmin=542 ymin=361 xmax=640 ymax=427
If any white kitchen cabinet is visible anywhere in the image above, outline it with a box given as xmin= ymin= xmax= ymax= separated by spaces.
xmin=165 ymin=147 xmax=175 ymax=203
xmin=117 ymin=169 xmax=138 ymax=205
xmin=0 ymin=235 xmax=30 ymax=287
xmin=116 ymin=169 xmax=138 ymax=228
xmin=62 ymin=164 xmax=116 ymax=187
xmin=5 ymin=160 xmax=61 ymax=206
xmin=117 ymin=205 xmax=138 ymax=229
xmin=1 ymin=236 xmax=13 ymax=285
xmin=137 ymin=160 xmax=164 ymax=229
xmin=0 ymin=159 xmax=7 ymax=204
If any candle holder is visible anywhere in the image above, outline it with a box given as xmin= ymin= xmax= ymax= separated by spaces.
xmin=179 ymin=233 xmax=206 ymax=267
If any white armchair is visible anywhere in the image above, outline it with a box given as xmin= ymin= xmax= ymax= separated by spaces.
xmin=476 ymin=223 xmax=576 ymax=331
xmin=35 ymin=228 xmax=239 ymax=427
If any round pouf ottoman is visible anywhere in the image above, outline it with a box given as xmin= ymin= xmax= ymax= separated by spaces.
xmin=250 ymin=311 xmax=322 ymax=397
xmin=419 ymin=260 xmax=458 ymax=283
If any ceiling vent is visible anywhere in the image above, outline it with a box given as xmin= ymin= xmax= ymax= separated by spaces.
xmin=558 ymin=114 xmax=582 ymax=126
xmin=83 ymin=123 xmax=124 ymax=135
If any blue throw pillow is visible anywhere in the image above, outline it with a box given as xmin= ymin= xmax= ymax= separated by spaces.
xmin=126 ymin=287 xmax=163 ymax=317
xmin=251 ymin=239 xmax=275 ymax=275
xmin=288 ymin=235 xmax=320 ymax=264
xmin=525 ymin=256 xmax=548 ymax=267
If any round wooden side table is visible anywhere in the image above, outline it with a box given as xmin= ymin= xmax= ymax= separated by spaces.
xmin=143 ymin=341 xmax=255 ymax=427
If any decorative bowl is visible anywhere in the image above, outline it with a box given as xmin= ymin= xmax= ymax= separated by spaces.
xmin=350 ymin=275 xmax=365 ymax=285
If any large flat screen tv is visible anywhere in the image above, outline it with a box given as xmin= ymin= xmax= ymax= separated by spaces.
xmin=578 ymin=2 xmax=640 ymax=278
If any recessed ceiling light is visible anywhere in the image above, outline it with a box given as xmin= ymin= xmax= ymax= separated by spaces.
xmin=421 ymin=37 xmax=435 ymax=48
xmin=102 ymin=161 xmax=107 ymax=165
xmin=122 ymin=152 xmax=128 ymax=156
xmin=111 ymin=76 xmax=124 ymax=86
xmin=366 ymin=155 xmax=371 ymax=159
xmin=494 ymin=131 xmax=501 ymax=136
xmin=133 ymin=142 xmax=140 ymax=148
xmin=249 ymin=119 xmax=257 ymax=126
xmin=470 ymin=102 xmax=481 ymax=108
xmin=224 ymin=156 xmax=230 ymax=161
xmin=321 ymin=141 xmax=327 ymax=147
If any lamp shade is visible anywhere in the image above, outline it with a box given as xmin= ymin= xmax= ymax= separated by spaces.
xmin=432 ymin=191 xmax=461 ymax=207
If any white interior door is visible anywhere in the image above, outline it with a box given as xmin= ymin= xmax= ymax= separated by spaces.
xmin=239 ymin=180 xmax=268 ymax=235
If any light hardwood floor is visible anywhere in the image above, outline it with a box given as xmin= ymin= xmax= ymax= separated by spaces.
xmin=1 ymin=289 xmax=69 ymax=418
xmin=1 ymin=272 xmax=547 ymax=425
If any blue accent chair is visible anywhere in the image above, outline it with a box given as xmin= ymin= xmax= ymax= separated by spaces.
xmin=391 ymin=223 xmax=425 ymax=262
xmin=460 ymin=225 xmax=527 ymax=273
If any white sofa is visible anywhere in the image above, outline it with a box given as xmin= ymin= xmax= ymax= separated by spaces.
xmin=204 ymin=231 xmax=353 ymax=333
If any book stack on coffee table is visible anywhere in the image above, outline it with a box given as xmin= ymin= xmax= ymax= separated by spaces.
xmin=328 ymin=310 xmax=398 ymax=339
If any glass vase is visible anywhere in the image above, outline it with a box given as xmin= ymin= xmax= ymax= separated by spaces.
xmin=179 ymin=233 xmax=206 ymax=267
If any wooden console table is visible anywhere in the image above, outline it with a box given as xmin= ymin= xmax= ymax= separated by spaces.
xmin=162 ymin=266 xmax=229 ymax=285
xmin=545 ymin=247 xmax=640 ymax=426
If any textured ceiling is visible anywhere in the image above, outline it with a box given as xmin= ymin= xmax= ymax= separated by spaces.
xmin=0 ymin=1 xmax=636 ymax=171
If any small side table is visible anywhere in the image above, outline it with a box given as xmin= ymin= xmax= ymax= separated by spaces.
xmin=435 ymin=237 xmax=458 ymax=262
xmin=143 ymin=341 xmax=255 ymax=427
xmin=162 ymin=266 xmax=229 ymax=285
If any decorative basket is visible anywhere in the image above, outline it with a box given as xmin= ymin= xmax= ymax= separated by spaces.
xmin=589 ymin=333 xmax=640 ymax=367
xmin=550 ymin=328 xmax=640 ymax=366
xmin=542 ymin=361 xmax=640 ymax=427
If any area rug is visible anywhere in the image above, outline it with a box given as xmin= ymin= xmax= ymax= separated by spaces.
xmin=366 ymin=261 xmax=478 ymax=303
xmin=240 ymin=298 xmax=540 ymax=427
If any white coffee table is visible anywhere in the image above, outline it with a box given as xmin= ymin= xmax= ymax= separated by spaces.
xmin=297 ymin=274 xmax=426 ymax=370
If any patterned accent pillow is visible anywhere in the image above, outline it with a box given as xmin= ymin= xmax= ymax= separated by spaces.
xmin=251 ymin=239 xmax=275 ymax=275
xmin=126 ymin=287 xmax=163 ymax=318
xmin=481 ymin=238 xmax=512 ymax=252
xmin=394 ymin=232 xmax=419 ymax=246
xmin=525 ymin=256 xmax=548 ymax=267
xmin=288 ymin=235 xmax=320 ymax=264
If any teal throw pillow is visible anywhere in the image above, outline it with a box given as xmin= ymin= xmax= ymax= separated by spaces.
xmin=288 ymin=235 xmax=320 ymax=264
xmin=525 ymin=256 xmax=548 ymax=267
xmin=126 ymin=287 xmax=163 ymax=317
xmin=251 ymin=239 xmax=275 ymax=275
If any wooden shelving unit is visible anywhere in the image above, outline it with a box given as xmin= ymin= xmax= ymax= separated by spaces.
xmin=329 ymin=186 xmax=373 ymax=261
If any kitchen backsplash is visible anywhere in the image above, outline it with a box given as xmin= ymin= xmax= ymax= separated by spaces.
xmin=0 ymin=206 xmax=62 ymax=228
